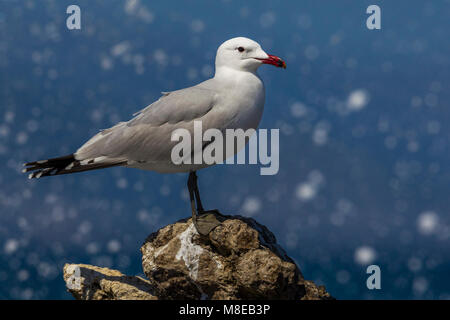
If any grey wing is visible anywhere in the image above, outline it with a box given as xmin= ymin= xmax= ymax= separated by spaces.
xmin=129 ymin=86 xmax=217 ymax=126
xmin=74 ymin=85 xmax=218 ymax=164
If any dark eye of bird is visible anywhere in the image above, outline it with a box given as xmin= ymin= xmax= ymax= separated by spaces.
xmin=237 ymin=47 xmax=245 ymax=52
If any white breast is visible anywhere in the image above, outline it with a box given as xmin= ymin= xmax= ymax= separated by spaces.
xmin=214 ymin=69 xmax=266 ymax=131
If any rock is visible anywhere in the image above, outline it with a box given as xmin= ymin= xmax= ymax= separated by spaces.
xmin=302 ymin=280 xmax=333 ymax=300
xmin=63 ymin=263 xmax=157 ymax=300
xmin=140 ymin=215 xmax=333 ymax=300
xmin=63 ymin=214 xmax=333 ymax=300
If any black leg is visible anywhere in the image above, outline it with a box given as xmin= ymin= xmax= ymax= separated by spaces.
xmin=191 ymin=171 xmax=205 ymax=213
xmin=186 ymin=171 xmax=223 ymax=235
xmin=187 ymin=171 xmax=198 ymax=225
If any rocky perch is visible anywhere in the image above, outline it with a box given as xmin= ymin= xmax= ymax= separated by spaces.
xmin=63 ymin=215 xmax=333 ymax=300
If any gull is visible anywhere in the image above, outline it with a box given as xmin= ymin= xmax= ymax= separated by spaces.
xmin=23 ymin=37 xmax=286 ymax=235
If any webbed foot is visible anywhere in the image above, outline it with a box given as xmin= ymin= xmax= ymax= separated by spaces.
xmin=193 ymin=210 xmax=225 ymax=236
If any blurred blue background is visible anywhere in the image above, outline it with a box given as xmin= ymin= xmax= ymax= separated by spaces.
xmin=0 ymin=0 xmax=449 ymax=299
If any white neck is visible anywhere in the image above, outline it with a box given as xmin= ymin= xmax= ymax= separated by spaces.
xmin=214 ymin=65 xmax=259 ymax=81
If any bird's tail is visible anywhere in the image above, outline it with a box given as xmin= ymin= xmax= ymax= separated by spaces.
xmin=23 ymin=154 xmax=127 ymax=179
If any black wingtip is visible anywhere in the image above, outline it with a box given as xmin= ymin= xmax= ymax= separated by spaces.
xmin=23 ymin=154 xmax=75 ymax=178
